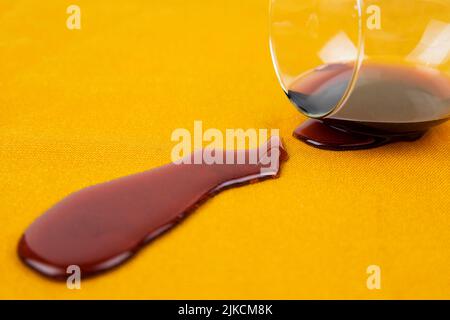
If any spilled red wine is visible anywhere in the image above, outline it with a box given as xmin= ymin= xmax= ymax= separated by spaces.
xmin=293 ymin=119 xmax=425 ymax=151
xmin=288 ymin=63 xmax=450 ymax=150
xmin=18 ymin=137 xmax=287 ymax=279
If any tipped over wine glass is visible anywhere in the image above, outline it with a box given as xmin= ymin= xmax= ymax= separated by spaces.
xmin=270 ymin=0 xmax=450 ymax=150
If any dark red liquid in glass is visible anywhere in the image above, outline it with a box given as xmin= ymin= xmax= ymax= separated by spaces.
xmin=18 ymin=137 xmax=287 ymax=279
xmin=288 ymin=63 xmax=450 ymax=150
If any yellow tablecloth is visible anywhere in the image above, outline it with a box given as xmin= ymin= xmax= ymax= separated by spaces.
xmin=1 ymin=0 xmax=449 ymax=299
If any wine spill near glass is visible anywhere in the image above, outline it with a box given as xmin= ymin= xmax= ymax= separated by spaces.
xmin=18 ymin=138 xmax=287 ymax=279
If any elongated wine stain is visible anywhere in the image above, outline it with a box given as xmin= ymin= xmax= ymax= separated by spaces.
xmin=18 ymin=137 xmax=287 ymax=279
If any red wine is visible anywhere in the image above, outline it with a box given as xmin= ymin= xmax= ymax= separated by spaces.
xmin=293 ymin=119 xmax=425 ymax=151
xmin=288 ymin=63 xmax=450 ymax=150
xmin=18 ymin=137 xmax=287 ymax=279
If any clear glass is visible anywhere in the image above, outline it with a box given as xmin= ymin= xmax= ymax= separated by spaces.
xmin=270 ymin=0 xmax=450 ymax=133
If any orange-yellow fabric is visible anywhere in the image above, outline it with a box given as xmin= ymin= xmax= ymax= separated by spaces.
xmin=0 ymin=0 xmax=449 ymax=299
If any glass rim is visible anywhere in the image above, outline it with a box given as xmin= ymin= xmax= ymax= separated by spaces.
xmin=268 ymin=0 xmax=366 ymax=119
